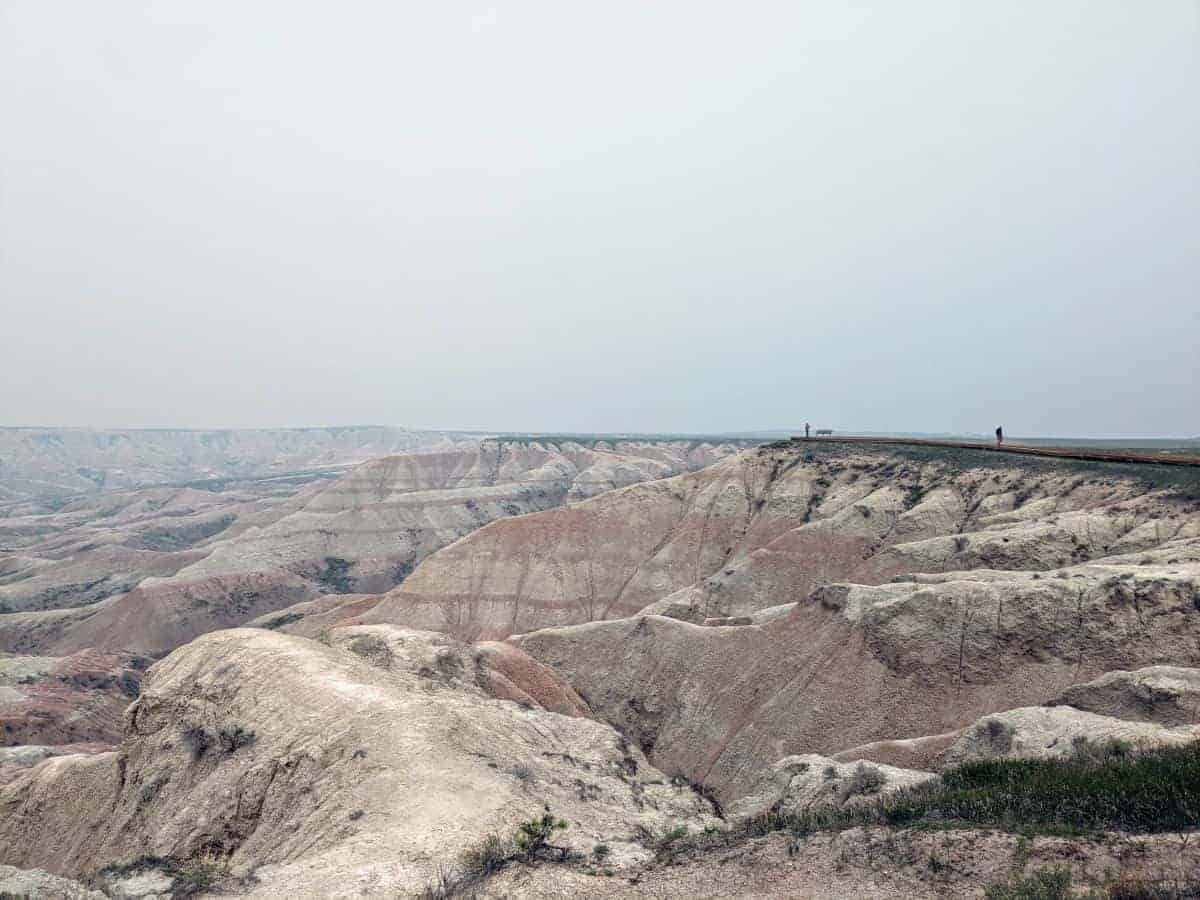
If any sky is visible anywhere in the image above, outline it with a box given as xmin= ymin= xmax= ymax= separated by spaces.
xmin=1 ymin=2 xmax=1197 ymax=437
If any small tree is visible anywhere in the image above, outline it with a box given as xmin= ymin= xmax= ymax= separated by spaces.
xmin=514 ymin=813 xmax=569 ymax=859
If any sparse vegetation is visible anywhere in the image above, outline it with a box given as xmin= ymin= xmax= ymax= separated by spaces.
xmin=138 ymin=774 xmax=169 ymax=804
xmin=982 ymin=718 xmax=1016 ymax=755
xmin=648 ymin=824 xmax=691 ymax=863
xmin=181 ymin=725 xmax=211 ymax=760
xmin=662 ymin=742 xmax=1200 ymax=867
xmin=835 ymin=762 xmax=886 ymax=803
xmin=983 ymin=866 xmax=1073 ymax=900
xmin=182 ymin=723 xmax=255 ymax=758
xmin=316 ymin=556 xmax=355 ymax=593
xmin=93 ymin=855 xmax=230 ymax=899
xmin=982 ymin=866 xmax=1200 ymax=900
xmin=260 ymin=611 xmax=304 ymax=630
xmin=348 ymin=634 xmax=394 ymax=669
xmin=1069 ymin=735 xmax=1133 ymax=764
xmin=417 ymin=812 xmax=571 ymax=899
xmin=514 ymin=813 xmax=570 ymax=858
xmin=1102 ymin=873 xmax=1200 ymax=899
xmin=218 ymin=725 xmax=256 ymax=753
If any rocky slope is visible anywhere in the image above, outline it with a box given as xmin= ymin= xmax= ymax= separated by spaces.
xmin=0 ymin=627 xmax=717 ymax=898
xmin=366 ymin=441 xmax=1200 ymax=637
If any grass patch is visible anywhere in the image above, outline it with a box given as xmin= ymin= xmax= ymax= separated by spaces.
xmin=984 ymin=866 xmax=1074 ymax=900
xmin=984 ymin=866 xmax=1200 ymax=900
xmin=672 ymin=743 xmax=1200 ymax=863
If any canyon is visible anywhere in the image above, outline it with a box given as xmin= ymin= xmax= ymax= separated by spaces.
xmin=1 ymin=434 xmax=1199 ymax=897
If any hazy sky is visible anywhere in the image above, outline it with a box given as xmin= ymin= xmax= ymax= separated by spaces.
xmin=1 ymin=2 xmax=1197 ymax=436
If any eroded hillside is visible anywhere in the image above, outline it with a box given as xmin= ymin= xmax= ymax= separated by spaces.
xmin=364 ymin=442 xmax=1200 ymax=638
xmin=2 ymin=440 xmax=1199 ymax=898
xmin=0 ymin=439 xmax=745 ymax=751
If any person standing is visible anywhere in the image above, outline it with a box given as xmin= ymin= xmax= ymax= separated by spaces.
xmin=805 ymin=422 xmax=811 ymax=438
xmin=995 ymin=426 xmax=1003 ymax=446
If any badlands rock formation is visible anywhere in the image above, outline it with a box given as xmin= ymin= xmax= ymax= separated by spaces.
xmin=0 ymin=425 xmax=479 ymax=506
xmin=0 ymin=437 xmax=744 ymax=787
xmin=0 ymin=627 xmax=717 ymax=897
xmin=1051 ymin=665 xmax=1200 ymax=725
xmin=942 ymin=705 xmax=1200 ymax=766
xmin=360 ymin=443 xmax=1200 ymax=810
xmin=368 ymin=442 xmax=1200 ymax=639
xmin=1 ymin=438 xmax=1199 ymax=897
xmin=1 ymin=479 xmax=330 ymax=615
xmin=0 ymin=647 xmax=146 ymax=748
xmin=0 ymin=439 xmax=743 ymax=661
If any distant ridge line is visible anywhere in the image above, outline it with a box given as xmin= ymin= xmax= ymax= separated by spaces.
xmin=790 ymin=436 xmax=1200 ymax=467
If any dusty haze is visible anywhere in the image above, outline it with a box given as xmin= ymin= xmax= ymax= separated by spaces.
xmin=1 ymin=2 xmax=1197 ymax=435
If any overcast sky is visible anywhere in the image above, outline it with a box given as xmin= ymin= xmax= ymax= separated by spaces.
xmin=1 ymin=2 xmax=1196 ymax=436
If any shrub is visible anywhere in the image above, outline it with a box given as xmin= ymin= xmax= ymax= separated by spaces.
xmin=139 ymin=775 xmax=168 ymax=805
xmin=417 ymin=813 xmax=571 ymax=899
xmin=983 ymin=718 xmax=1016 ymax=755
xmin=459 ymin=833 xmax=511 ymax=875
xmin=172 ymin=858 xmax=228 ymax=898
xmin=348 ymin=634 xmax=394 ymax=669
xmin=93 ymin=855 xmax=229 ymax=900
xmin=515 ymin=813 xmax=569 ymax=859
xmin=592 ymin=843 xmax=611 ymax=862
xmin=835 ymin=763 xmax=886 ymax=803
xmin=317 ymin=556 xmax=355 ymax=593
xmin=181 ymin=725 xmax=211 ymax=760
xmin=218 ymin=725 xmax=256 ymax=753
xmin=650 ymin=825 xmax=690 ymax=863
xmin=260 ymin=612 xmax=304 ymax=630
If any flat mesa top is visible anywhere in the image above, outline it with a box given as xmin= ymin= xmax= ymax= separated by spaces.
xmin=789 ymin=436 xmax=1200 ymax=467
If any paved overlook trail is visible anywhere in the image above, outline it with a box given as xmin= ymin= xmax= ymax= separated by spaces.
xmin=791 ymin=436 xmax=1200 ymax=467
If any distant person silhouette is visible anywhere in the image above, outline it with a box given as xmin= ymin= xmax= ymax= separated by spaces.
xmin=805 ymin=423 xmax=810 ymax=438
xmin=995 ymin=426 xmax=1003 ymax=446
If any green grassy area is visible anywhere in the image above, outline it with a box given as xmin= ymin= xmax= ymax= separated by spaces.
xmin=682 ymin=742 xmax=1200 ymax=858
